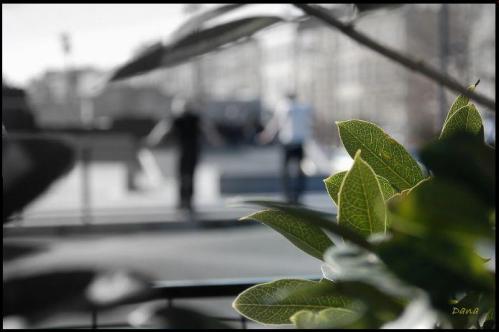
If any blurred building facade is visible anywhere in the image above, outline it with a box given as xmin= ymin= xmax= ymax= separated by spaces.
xmin=23 ymin=4 xmax=494 ymax=146
xmin=93 ymin=85 xmax=172 ymax=121
xmin=467 ymin=4 xmax=496 ymax=144
xmin=27 ymin=67 xmax=103 ymax=126
xmin=294 ymin=5 xmax=442 ymax=147
xmin=27 ymin=67 xmax=172 ymax=126
xmin=296 ymin=4 xmax=494 ymax=147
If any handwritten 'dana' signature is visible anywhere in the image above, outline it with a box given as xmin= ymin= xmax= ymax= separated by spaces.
xmin=452 ymin=307 xmax=480 ymax=315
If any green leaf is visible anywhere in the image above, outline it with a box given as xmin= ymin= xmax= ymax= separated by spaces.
xmin=387 ymin=178 xmax=493 ymax=241
xmin=337 ymin=120 xmax=424 ymax=191
xmin=232 ymin=279 xmax=352 ymax=325
xmin=285 ymin=269 xmax=406 ymax=328
xmin=324 ymin=171 xmax=347 ymax=206
xmin=440 ymin=104 xmax=484 ymax=140
xmin=240 ymin=209 xmax=334 ymax=261
xmin=337 ymin=150 xmax=387 ymax=237
xmin=444 ymin=81 xmax=479 ymax=125
xmin=325 ymin=172 xmax=396 ymax=206
xmin=375 ymin=233 xmax=495 ymax=311
xmin=291 ymin=307 xmax=361 ymax=329
xmin=377 ymin=176 xmax=397 ymax=201
xmin=239 ymin=200 xmax=375 ymax=252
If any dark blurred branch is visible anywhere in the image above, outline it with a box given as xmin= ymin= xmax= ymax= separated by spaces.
xmin=293 ymin=4 xmax=496 ymax=112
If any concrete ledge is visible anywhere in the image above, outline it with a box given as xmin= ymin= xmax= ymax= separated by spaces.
xmin=3 ymin=218 xmax=261 ymax=238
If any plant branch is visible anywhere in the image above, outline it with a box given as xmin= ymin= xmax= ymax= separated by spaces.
xmin=293 ymin=4 xmax=496 ymax=112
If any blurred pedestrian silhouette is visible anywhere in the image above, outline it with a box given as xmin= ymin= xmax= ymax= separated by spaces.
xmin=146 ymin=97 xmax=224 ymax=213
xmin=258 ymin=92 xmax=313 ymax=204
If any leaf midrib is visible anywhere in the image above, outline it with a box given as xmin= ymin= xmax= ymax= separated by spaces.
xmin=343 ymin=125 xmax=413 ymax=189
xmin=464 ymin=107 xmax=471 ymax=131
xmin=359 ymin=168 xmax=373 ymax=234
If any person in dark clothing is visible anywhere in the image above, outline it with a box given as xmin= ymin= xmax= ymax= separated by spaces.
xmin=282 ymin=143 xmax=305 ymax=204
xmin=172 ymin=103 xmax=201 ymax=211
xmin=146 ymin=97 xmax=223 ymax=212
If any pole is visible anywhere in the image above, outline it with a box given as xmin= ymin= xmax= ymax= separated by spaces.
xmin=81 ymin=146 xmax=92 ymax=225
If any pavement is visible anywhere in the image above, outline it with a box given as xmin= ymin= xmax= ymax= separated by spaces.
xmin=3 ymin=144 xmax=341 ymax=328
xmin=10 ymin=145 xmax=341 ymax=229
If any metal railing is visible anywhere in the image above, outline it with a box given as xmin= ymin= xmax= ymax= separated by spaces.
xmin=47 ymin=275 xmax=321 ymax=329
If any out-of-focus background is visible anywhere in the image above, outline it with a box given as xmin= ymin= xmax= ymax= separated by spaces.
xmin=3 ymin=3 xmax=495 ymax=223
xmin=2 ymin=3 xmax=496 ymax=329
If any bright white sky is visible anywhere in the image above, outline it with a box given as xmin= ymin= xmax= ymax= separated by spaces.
xmin=2 ymin=4 xmax=189 ymax=87
xmin=2 ymin=4 xmax=302 ymax=88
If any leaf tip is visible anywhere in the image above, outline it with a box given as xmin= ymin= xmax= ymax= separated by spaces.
xmin=323 ymin=175 xmax=333 ymax=183
xmin=239 ymin=215 xmax=252 ymax=222
xmin=335 ymin=120 xmax=346 ymax=127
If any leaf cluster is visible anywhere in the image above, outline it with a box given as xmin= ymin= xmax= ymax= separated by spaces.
xmin=233 ymin=81 xmax=495 ymax=329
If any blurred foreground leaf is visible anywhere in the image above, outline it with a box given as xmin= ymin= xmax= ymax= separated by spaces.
xmin=447 ymin=291 xmax=492 ymax=329
xmin=381 ymin=294 xmax=438 ymax=329
xmin=322 ymin=243 xmax=414 ymax=299
xmin=387 ymin=178 xmax=493 ymax=241
xmin=3 ymin=269 xmax=153 ymax=323
xmin=3 ymin=270 xmax=95 ymax=319
xmin=110 ymin=16 xmax=282 ymax=81
xmin=419 ymin=133 xmax=495 ymax=207
xmin=375 ymin=233 xmax=495 ymax=310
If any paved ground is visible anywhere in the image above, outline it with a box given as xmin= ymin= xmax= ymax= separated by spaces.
xmin=4 ymin=145 xmax=343 ymax=328
xmin=15 ymin=145 xmax=342 ymax=226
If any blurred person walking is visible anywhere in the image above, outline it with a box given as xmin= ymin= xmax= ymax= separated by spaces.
xmin=258 ymin=92 xmax=313 ymax=204
xmin=146 ymin=97 xmax=223 ymax=213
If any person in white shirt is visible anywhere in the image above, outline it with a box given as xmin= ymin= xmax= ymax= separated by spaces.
xmin=258 ymin=92 xmax=313 ymax=204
